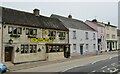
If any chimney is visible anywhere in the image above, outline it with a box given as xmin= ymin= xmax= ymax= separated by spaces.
xmin=33 ymin=8 xmax=40 ymax=16
xmin=68 ymin=14 xmax=72 ymax=19
xmin=92 ymin=19 xmax=97 ymax=22
xmin=108 ymin=22 xmax=110 ymax=25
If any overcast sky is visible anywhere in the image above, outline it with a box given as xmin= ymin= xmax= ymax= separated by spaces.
xmin=0 ymin=1 xmax=118 ymax=26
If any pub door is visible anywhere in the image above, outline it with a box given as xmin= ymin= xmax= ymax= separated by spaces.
xmin=5 ymin=46 xmax=13 ymax=62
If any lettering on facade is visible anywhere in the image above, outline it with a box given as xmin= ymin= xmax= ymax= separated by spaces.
xmin=30 ymin=38 xmax=53 ymax=42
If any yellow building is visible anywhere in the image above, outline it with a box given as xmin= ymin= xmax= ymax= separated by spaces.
xmin=0 ymin=7 xmax=70 ymax=64
xmin=105 ymin=22 xmax=118 ymax=51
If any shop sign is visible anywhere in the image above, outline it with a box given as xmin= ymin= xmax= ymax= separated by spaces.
xmin=30 ymin=38 xmax=53 ymax=42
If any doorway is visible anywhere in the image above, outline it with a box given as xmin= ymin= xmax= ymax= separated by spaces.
xmin=80 ymin=45 xmax=83 ymax=55
xmin=5 ymin=46 xmax=13 ymax=62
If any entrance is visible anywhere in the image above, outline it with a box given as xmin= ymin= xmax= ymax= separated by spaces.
xmin=80 ymin=45 xmax=83 ymax=55
xmin=5 ymin=46 xmax=13 ymax=62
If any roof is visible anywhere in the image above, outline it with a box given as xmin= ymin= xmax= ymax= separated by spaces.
xmin=1 ymin=7 xmax=68 ymax=31
xmin=117 ymin=29 xmax=120 ymax=36
xmin=86 ymin=20 xmax=105 ymax=27
xmin=51 ymin=14 xmax=95 ymax=31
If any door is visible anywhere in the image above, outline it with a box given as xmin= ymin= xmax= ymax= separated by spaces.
xmin=80 ymin=45 xmax=83 ymax=55
xmin=5 ymin=47 xmax=13 ymax=62
xmin=109 ymin=42 xmax=112 ymax=51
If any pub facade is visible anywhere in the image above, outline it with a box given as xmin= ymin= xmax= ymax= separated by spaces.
xmin=0 ymin=7 xmax=70 ymax=64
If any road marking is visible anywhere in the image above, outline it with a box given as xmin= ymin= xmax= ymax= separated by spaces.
xmin=91 ymin=70 xmax=96 ymax=72
xmin=102 ymin=70 xmax=105 ymax=72
xmin=101 ymin=66 xmax=107 ymax=69
xmin=91 ymin=61 xmax=97 ymax=64
xmin=111 ymin=63 xmax=116 ymax=66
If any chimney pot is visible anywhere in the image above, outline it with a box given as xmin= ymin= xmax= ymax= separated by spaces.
xmin=108 ymin=22 xmax=110 ymax=25
xmin=33 ymin=8 xmax=40 ymax=16
xmin=68 ymin=14 xmax=72 ymax=18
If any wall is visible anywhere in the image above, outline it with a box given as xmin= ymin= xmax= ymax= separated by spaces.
xmin=2 ymin=24 xmax=68 ymax=63
xmin=69 ymin=28 xmax=98 ymax=56
xmin=0 ymin=23 xmax=2 ymax=62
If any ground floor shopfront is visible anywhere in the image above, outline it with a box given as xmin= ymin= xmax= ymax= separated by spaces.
xmin=1 ymin=42 xmax=70 ymax=64
xmin=107 ymin=40 xmax=117 ymax=51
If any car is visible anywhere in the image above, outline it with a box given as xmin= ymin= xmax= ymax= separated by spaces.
xmin=0 ymin=63 xmax=9 ymax=73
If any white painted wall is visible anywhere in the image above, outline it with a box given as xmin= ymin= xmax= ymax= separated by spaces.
xmin=0 ymin=23 xmax=2 ymax=62
xmin=69 ymin=28 xmax=98 ymax=56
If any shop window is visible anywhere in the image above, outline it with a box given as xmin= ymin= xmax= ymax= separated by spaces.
xmin=48 ymin=31 xmax=56 ymax=40
xmin=21 ymin=44 xmax=37 ymax=54
xmin=59 ymin=32 xmax=66 ymax=40
xmin=30 ymin=45 xmax=37 ymax=53
xmin=21 ymin=44 xmax=29 ymax=54
xmin=47 ymin=45 xmax=63 ymax=53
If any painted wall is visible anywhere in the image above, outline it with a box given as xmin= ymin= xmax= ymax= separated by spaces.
xmin=105 ymin=25 xmax=118 ymax=50
xmin=69 ymin=28 xmax=98 ymax=56
xmin=0 ymin=23 xmax=2 ymax=62
xmin=2 ymin=24 xmax=68 ymax=63
xmin=85 ymin=21 xmax=106 ymax=52
xmin=117 ymin=36 xmax=120 ymax=49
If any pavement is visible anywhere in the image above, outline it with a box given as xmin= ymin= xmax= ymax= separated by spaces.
xmin=8 ymin=51 xmax=118 ymax=72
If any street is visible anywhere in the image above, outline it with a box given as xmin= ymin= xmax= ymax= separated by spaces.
xmin=12 ymin=51 xmax=118 ymax=74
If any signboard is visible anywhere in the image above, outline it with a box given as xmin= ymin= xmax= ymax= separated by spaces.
xmin=30 ymin=38 xmax=53 ymax=42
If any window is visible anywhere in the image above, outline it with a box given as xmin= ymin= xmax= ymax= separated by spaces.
xmin=86 ymin=44 xmax=88 ymax=50
xmin=30 ymin=45 xmax=37 ymax=53
xmin=59 ymin=32 xmax=66 ymax=40
xmin=21 ymin=44 xmax=37 ymax=54
xmin=93 ymin=33 xmax=96 ymax=40
xmin=73 ymin=44 xmax=76 ymax=51
xmin=21 ymin=44 xmax=29 ymax=54
xmin=107 ymin=34 xmax=109 ymax=39
xmin=112 ymin=35 xmax=115 ymax=39
xmin=8 ymin=26 xmax=13 ymax=34
xmin=48 ymin=31 xmax=56 ymax=40
xmin=93 ymin=44 xmax=96 ymax=49
xmin=47 ymin=45 xmax=64 ymax=53
xmin=73 ymin=31 xmax=76 ymax=39
xmin=26 ymin=28 xmax=37 ymax=35
xmin=85 ymin=32 xmax=88 ymax=40
xmin=107 ymin=26 xmax=109 ymax=30
xmin=113 ymin=42 xmax=114 ymax=48
xmin=8 ymin=26 xmax=22 ymax=34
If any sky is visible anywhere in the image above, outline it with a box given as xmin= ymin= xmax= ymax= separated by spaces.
xmin=0 ymin=0 xmax=119 ymax=27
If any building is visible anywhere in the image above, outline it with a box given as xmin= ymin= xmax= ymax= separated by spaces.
xmin=85 ymin=19 xmax=106 ymax=52
xmin=51 ymin=14 xmax=98 ymax=56
xmin=117 ymin=29 xmax=120 ymax=50
xmin=104 ymin=22 xmax=118 ymax=51
xmin=0 ymin=7 xmax=70 ymax=64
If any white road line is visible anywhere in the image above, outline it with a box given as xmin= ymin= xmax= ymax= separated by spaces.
xmin=111 ymin=63 xmax=116 ymax=66
xmin=102 ymin=70 xmax=105 ymax=72
xmin=91 ymin=70 xmax=96 ymax=72
xmin=101 ymin=66 xmax=107 ymax=69
xmin=92 ymin=61 xmax=97 ymax=64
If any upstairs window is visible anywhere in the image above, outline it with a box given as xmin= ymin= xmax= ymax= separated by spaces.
xmin=86 ymin=44 xmax=89 ymax=50
xmin=48 ymin=31 xmax=56 ymax=40
xmin=93 ymin=33 xmax=96 ymax=40
xmin=59 ymin=32 xmax=66 ymax=40
xmin=107 ymin=34 xmax=110 ymax=39
xmin=85 ymin=32 xmax=88 ymax=40
xmin=73 ymin=31 xmax=76 ymax=39
xmin=112 ymin=35 xmax=116 ymax=39
xmin=26 ymin=28 xmax=37 ymax=35
xmin=73 ymin=44 xmax=76 ymax=51
xmin=8 ymin=26 xmax=22 ymax=34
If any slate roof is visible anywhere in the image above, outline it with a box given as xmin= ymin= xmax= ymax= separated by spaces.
xmin=117 ymin=29 xmax=120 ymax=36
xmin=51 ymin=14 xmax=95 ymax=31
xmin=1 ymin=7 xmax=68 ymax=31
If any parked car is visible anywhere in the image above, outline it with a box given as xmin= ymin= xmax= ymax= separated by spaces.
xmin=0 ymin=62 xmax=9 ymax=73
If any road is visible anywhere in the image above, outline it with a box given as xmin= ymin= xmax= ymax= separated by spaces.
xmin=13 ymin=51 xmax=118 ymax=74
xmin=65 ymin=56 xmax=119 ymax=73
